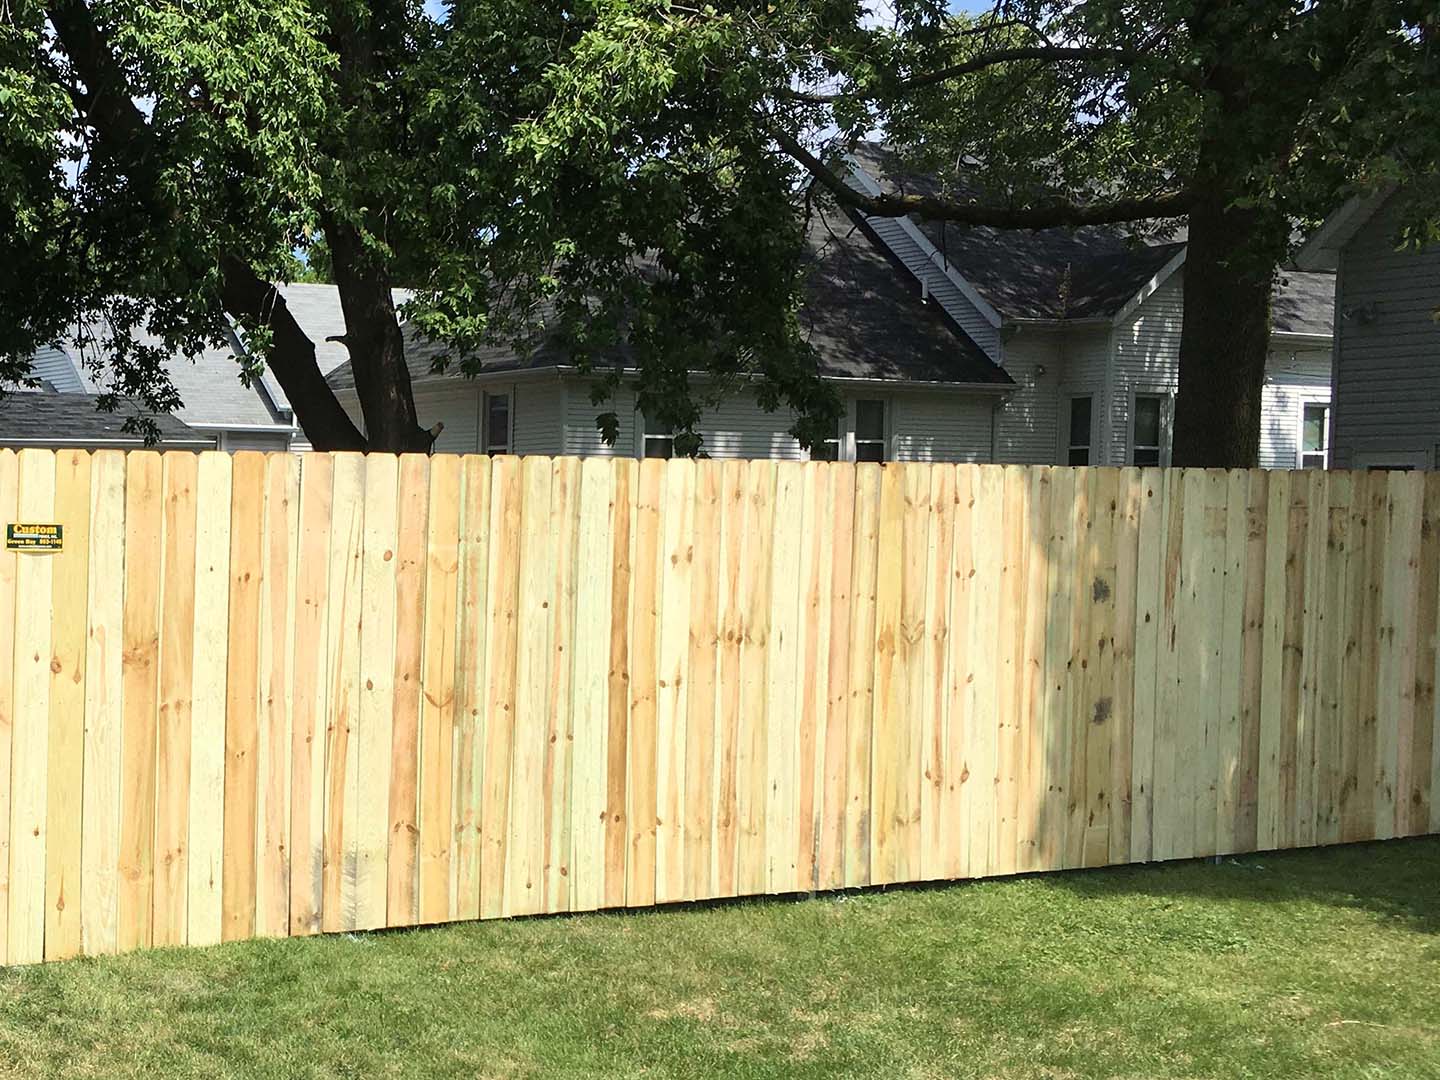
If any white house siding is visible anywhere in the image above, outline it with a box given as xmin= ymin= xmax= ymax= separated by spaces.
xmin=1259 ymin=349 xmax=1332 ymax=469
xmin=995 ymin=329 xmax=1064 ymax=464
xmin=563 ymin=380 xmax=637 ymax=457
xmin=1330 ymin=194 xmax=1440 ymax=470
xmin=1109 ymin=272 xmax=1184 ymax=465
xmin=1060 ymin=326 xmax=1116 ymax=464
xmin=891 ymin=394 xmax=994 ymax=462
xmin=26 ymin=347 xmax=88 ymax=393
xmin=411 ymin=382 xmax=482 ymax=454
xmin=512 ymin=379 xmax=564 ymax=456
xmin=212 ymin=430 xmax=290 ymax=452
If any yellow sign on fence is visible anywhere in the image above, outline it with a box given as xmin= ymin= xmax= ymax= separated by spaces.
xmin=5 ymin=523 xmax=63 ymax=552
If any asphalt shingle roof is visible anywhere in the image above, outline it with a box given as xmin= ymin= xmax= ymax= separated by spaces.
xmin=325 ymin=202 xmax=1011 ymax=392
xmin=848 ymin=142 xmax=1335 ymax=333
xmin=0 ymin=392 xmax=213 ymax=447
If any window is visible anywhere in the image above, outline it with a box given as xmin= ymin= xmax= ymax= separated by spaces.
xmin=854 ymin=399 xmax=886 ymax=463
xmin=1300 ymin=402 xmax=1329 ymax=470
xmin=1067 ymin=396 xmax=1093 ymax=466
xmin=483 ymin=392 xmax=511 ymax=454
xmin=642 ymin=410 xmax=674 ymax=459
xmin=1132 ymin=393 xmax=1164 ymax=467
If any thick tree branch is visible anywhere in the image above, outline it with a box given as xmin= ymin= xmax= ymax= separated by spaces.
xmin=784 ymin=44 xmax=1198 ymax=105
xmin=773 ymin=127 xmax=1194 ymax=229
xmin=45 ymin=0 xmax=368 ymax=451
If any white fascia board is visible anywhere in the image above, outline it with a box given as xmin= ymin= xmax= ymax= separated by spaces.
xmin=841 ymin=154 xmax=1005 ymax=331
xmin=1111 ymin=246 xmax=1188 ymax=326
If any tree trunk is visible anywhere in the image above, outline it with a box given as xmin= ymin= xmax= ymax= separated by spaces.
xmin=219 ymin=257 xmax=368 ymax=451
xmin=1169 ymin=187 xmax=1282 ymax=468
xmin=322 ymin=219 xmax=434 ymax=453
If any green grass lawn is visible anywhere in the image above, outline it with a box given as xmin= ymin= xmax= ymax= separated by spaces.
xmin=1 ymin=839 xmax=1436 ymax=1079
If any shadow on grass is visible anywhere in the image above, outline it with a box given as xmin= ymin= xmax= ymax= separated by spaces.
xmin=1041 ymin=836 xmax=1440 ymax=935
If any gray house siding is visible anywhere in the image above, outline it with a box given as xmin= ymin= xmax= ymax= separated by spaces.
xmin=1329 ymin=194 xmax=1440 ymax=470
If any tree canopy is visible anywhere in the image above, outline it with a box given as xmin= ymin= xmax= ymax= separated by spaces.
xmin=1 ymin=0 xmax=1437 ymax=458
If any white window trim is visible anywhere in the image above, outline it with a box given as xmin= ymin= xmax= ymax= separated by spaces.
xmin=1295 ymin=395 xmax=1332 ymax=470
xmin=1129 ymin=387 xmax=1174 ymax=468
xmin=482 ymin=387 xmax=514 ymax=455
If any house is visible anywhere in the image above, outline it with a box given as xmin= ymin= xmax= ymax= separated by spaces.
xmin=323 ymin=200 xmax=1017 ymax=462
xmin=322 ymin=146 xmax=1336 ymax=467
xmin=17 ymin=322 xmax=300 ymax=451
xmin=0 ymin=392 xmax=213 ymax=451
xmin=1297 ymin=187 xmax=1440 ymax=471
xmin=844 ymin=144 xmax=1337 ymax=470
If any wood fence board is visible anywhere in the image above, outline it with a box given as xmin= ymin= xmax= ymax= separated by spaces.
xmin=1256 ymin=470 xmax=1290 ymax=850
xmin=625 ymin=458 xmax=663 ymax=907
xmin=894 ymin=464 xmax=929 ymax=882
xmin=507 ymin=455 xmax=552 ymax=919
xmin=117 ymin=451 xmax=161 ymax=953
xmin=417 ymin=456 xmax=460 ymax=924
xmin=713 ymin=461 xmax=746 ymax=896
xmin=845 ymin=464 xmax=880 ymax=888
xmin=1039 ymin=466 xmax=1076 ymax=870
xmin=684 ymin=462 xmax=721 ymax=900
xmin=656 ymin=459 xmax=694 ymax=904
xmin=1152 ymin=469 xmax=1185 ymax=860
xmin=1061 ymin=469 xmax=1091 ymax=870
xmin=1413 ymin=473 xmax=1440 ymax=835
xmin=765 ymin=462 xmax=805 ymax=894
xmin=1215 ymin=470 xmax=1250 ymax=856
xmin=794 ymin=462 xmax=831 ymax=892
xmin=45 ymin=451 xmax=91 ymax=960
xmin=387 ymin=454 xmax=430 ymax=926
xmin=187 ymin=453 xmax=231 ymax=946
xmin=819 ymin=464 xmax=856 ymax=890
xmin=603 ymin=460 xmax=634 ymax=908
xmin=1019 ymin=467 xmax=1053 ymax=872
xmin=1236 ymin=471 xmax=1269 ymax=853
xmin=1191 ymin=470 xmax=1228 ymax=859
xmin=80 ymin=452 xmax=127 ymax=956
xmin=453 ymin=455 xmax=491 ymax=920
xmin=1108 ymin=469 xmax=1141 ymax=865
xmin=994 ymin=466 xmax=1027 ymax=875
xmin=222 ymin=453 xmax=265 ymax=942
xmin=734 ymin=460 xmax=775 ymax=896
xmin=920 ymin=465 xmax=955 ymax=880
xmin=970 ymin=464 xmax=1004 ymax=876
xmin=354 ymin=454 xmax=398 ymax=930
xmin=0 ymin=453 xmax=17 ymax=964
xmin=152 ymin=453 xmax=197 ymax=949
xmin=321 ymin=453 xmax=366 ymax=932
xmin=543 ymin=457 xmax=580 ymax=912
xmin=1082 ymin=469 xmax=1119 ymax=868
xmin=1129 ymin=468 xmax=1164 ymax=864
xmin=10 ymin=450 xmax=56 ymax=963
xmin=869 ymin=463 xmax=906 ymax=885
xmin=256 ymin=452 xmax=298 ymax=938
xmin=570 ymin=458 xmax=614 ymax=912
xmin=290 ymin=453 xmax=332 ymax=935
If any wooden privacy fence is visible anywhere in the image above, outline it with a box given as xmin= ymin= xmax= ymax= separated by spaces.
xmin=0 ymin=449 xmax=1436 ymax=966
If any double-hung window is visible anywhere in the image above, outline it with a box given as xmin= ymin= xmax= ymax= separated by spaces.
xmin=1300 ymin=402 xmax=1330 ymax=469
xmin=854 ymin=399 xmax=886 ymax=463
xmin=483 ymin=391 xmax=511 ymax=454
xmin=1067 ymin=396 xmax=1093 ymax=466
xmin=642 ymin=411 xmax=675 ymax=459
xmin=1132 ymin=393 xmax=1165 ymax=467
